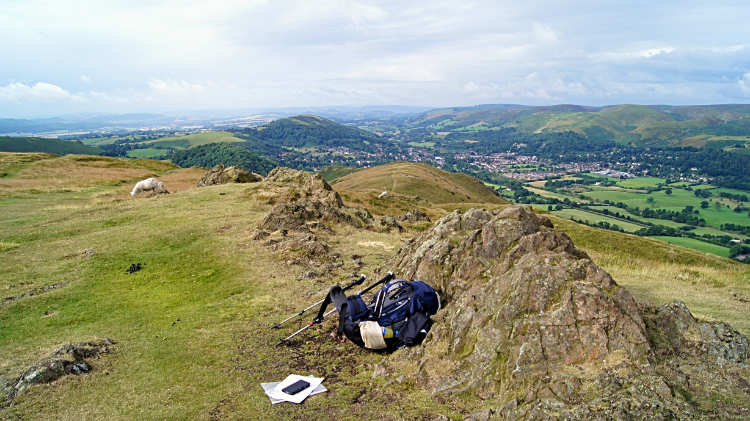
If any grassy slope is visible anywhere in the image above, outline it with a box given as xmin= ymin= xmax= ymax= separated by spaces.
xmin=316 ymin=165 xmax=363 ymax=184
xmin=2 ymin=158 xmax=750 ymax=420
xmin=551 ymin=216 xmax=750 ymax=333
xmin=0 ymin=153 xmax=181 ymax=198
xmin=650 ymin=236 xmax=731 ymax=257
xmin=0 ymin=161 xmax=450 ymax=420
xmin=141 ymin=132 xmax=245 ymax=149
xmin=332 ymin=161 xmax=507 ymax=205
xmin=0 ymin=136 xmax=103 ymax=156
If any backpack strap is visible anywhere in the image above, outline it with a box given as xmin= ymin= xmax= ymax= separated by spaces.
xmin=371 ymin=279 xmax=411 ymax=319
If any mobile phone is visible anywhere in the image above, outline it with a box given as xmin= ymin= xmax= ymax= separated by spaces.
xmin=281 ymin=379 xmax=310 ymax=395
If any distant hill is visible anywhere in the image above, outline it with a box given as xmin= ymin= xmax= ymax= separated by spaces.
xmin=331 ymin=161 xmax=507 ymax=205
xmin=0 ymin=136 xmax=103 ymax=155
xmin=241 ymin=114 xmax=385 ymax=151
xmin=170 ymin=142 xmax=278 ymax=176
xmin=406 ymin=103 xmax=750 ymax=149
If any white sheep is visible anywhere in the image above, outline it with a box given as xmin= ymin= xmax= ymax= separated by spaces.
xmin=131 ymin=178 xmax=166 ymax=196
xmin=378 ymin=190 xmax=388 ymax=198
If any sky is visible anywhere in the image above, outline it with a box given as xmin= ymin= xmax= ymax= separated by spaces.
xmin=2 ymin=0 xmax=750 ymax=118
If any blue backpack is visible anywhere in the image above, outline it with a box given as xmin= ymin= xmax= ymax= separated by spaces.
xmin=338 ymin=279 xmax=441 ymax=350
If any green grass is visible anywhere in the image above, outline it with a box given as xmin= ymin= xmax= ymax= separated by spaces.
xmin=407 ymin=141 xmax=435 ymax=148
xmin=551 ymin=208 xmax=646 ymax=232
xmin=650 ymin=236 xmax=731 ymax=258
xmin=126 ymin=148 xmax=169 ymax=158
xmin=0 ymin=136 xmax=103 ymax=156
xmin=3 ymin=159 xmax=750 ymax=420
xmin=615 ymin=177 xmax=666 ymax=189
xmin=141 ymin=132 xmax=244 ymax=150
xmin=0 ymin=174 xmax=458 ymax=420
xmin=585 ymin=188 xmax=700 ymax=208
xmin=317 ymin=165 xmax=363 ymax=184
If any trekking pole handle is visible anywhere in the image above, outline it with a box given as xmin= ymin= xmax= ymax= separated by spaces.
xmin=269 ymin=274 xmax=365 ymax=329
xmin=343 ymin=274 xmax=367 ymax=291
xmin=358 ymin=271 xmax=394 ymax=296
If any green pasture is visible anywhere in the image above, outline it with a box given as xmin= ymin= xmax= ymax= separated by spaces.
xmin=551 ymin=208 xmax=646 ymax=233
xmin=585 ymin=188 xmax=699 ymax=208
xmin=407 ymin=141 xmax=435 ymax=148
xmin=615 ymin=177 xmax=665 ymax=189
xmin=658 ymin=205 xmax=750 ymax=228
xmin=526 ymin=187 xmax=575 ymax=201
xmin=125 ymin=148 xmax=169 ymax=158
xmin=650 ymin=236 xmax=731 ymax=258
xmin=142 ymin=131 xmax=243 ymax=149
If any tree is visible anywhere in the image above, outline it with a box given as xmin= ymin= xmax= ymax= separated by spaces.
xmin=665 ymin=188 xmax=673 ymax=195
xmin=714 ymin=201 xmax=722 ymax=211
xmin=647 ymin=197 xmax=655 ymax=203
xmin=700 ymin=201 xmax=709 ymax=209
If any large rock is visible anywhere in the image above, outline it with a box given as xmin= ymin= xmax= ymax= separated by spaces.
xmin=396 ymin=209 xmax=431 ymax=223
xmin=197 ymin=164 xmax=263 ymax=187
xmin=7 ymin=339 xmax=115 ymax=400
xmin=387 ymin=205 xmax=650 ymax=395
xmin=255 ymin=168 xmax=397 ymax=233
xmin=643 ymin=300 xmax=750 ymax=365
xmin=262 ymin=167 xmax=343 ymax=208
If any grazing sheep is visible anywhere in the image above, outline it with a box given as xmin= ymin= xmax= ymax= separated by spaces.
xmin=379 ymin=188 xmax=388 ymax=199
xmin=131 ymin=178 xmax=166 ymax=196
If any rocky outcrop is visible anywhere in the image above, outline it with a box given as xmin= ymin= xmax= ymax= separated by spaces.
xmin=255 ymin=168 xmax=402 ymax=234
xmin=3 ymin=339 xmax=115 ymax=402
xmin=643 ymin=300 xmax=750 ymax=365
xmin=388 ymin=205 xmax=650 ymax=395
xmin=197 ymin=164 xmax=263 ymax=187
xmin=378 ymin=205 xmax=750 ymax=420
xmin=396 ymin=209 xmax=431 ymax=223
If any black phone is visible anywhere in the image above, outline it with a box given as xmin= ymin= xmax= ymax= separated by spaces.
xmin=281 ymin=379 xmax=310 ymax=395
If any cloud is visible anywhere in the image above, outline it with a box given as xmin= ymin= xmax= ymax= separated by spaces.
xmin=81 ymin=75 xmax=91 ymax=83
xmin=147 ymin=77 xmax=206 ymax=95
xmin=533 ymin=23 xmax=559 ymax=43
xmin=346 ymin=3 xmax=389 ymax=29
xmin=739 ymin=72 xmax=750 ymax=96
xmin=0 ymin=82 xmax=86 ymax=103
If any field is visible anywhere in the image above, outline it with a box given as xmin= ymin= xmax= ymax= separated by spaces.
xmin=616 ymin=177 xmax=665 ymax=189
xmin=650 ymin=236 xmax=731 ymax=258
xmin=521 ymin=173 xmax=750 ymax=259
xmin=126 ymin=148 xmax=169 ymax=158
xmin=142 ymin=131 xmax=244 ymax=149
xmin=551 ymin=208 xmax=646 ymax=232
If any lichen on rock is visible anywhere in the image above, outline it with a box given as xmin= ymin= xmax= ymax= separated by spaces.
xmin=197 ymin=164 xmax=263 ymax=187
xmin=4 ymin=338 xmax=115 ymax=402
xmin=388 ymin=205 xmax=650 ymax=396
xmin=379 ymin=205 xmax=750 ymax=420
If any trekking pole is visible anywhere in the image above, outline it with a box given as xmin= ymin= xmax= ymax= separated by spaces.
xmin=269 ymin=274 xmax=367 ymax=330
xmin=274 ymin=271 xmax=394 ymax=347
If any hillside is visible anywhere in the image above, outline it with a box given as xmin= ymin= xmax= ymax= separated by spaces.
xmin=0 ymin=136 xmax=103 ymax=156
xmin=2 ymin=158 xmax=750 ymax=419
xmin=1 ymin=158 xmax=749 ymax=419
xmin=398 ymin=104 xmax=750 ymax=148
xmin=0 ymin=152 xmax=201 ymax=198
xmin=169 ymin=143 xmax=278 ymax=176
xmin=330 ymin=161 xmax=506 ymax=205
xmin=240 ymin=114 xmax=385 ymax=150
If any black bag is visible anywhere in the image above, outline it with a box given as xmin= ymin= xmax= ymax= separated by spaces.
xmin=325 ymin=278 xmax=441 ymax=351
